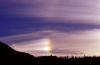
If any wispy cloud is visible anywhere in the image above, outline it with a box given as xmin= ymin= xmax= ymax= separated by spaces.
xmin=0 ymin=29 xmax=100 ymax=56
xmin=0 ymin=0 xmax=100 ymax=24
xmin=0 ymin=21 xmax=99 ymax=38
xmin=0 ymin=0 xmax=100 ymax=56
xmin=0 ymin=30 xmax=53 ymax=44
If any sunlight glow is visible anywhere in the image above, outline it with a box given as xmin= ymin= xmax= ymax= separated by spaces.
xmin=43 ymin=38 xmax=51 ymax=51
xmin=35 ymin=38 xmax=51 ymax=51
xmin=43 ymin=47 xmax=51 ymax=51
xmin=11 ymin=38 xmax=52 ymax=56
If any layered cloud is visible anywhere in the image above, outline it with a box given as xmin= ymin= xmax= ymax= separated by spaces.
xmin=0 ymin=0 xmax=100 ymax=24
xmin=0 ymin=21 xmax=99 ymax=38
xmin=0 ymin=0 xmax=100 ymax=57
xmin=0 ymin=29 xmax=100 ymax=56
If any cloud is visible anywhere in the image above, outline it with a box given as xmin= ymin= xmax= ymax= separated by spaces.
xmin=0 ymin=0 xmax=100 ymax=24
xmin=0 ymin=0 xmax=100 ymax=56
xmin=0 ymin=21 xmax=99 ymax=38
xmin=0 ymin=29 xmax=100 ymax=56
xmin=0 ymin=30 xmax=53 ymax=44
xmin=11 ymin=38 xmax=50 ymax=56
xmin=50 ymin=29 xmax=100 ymax=56
xmin=50 ymin=49 xmax=84 ymax=55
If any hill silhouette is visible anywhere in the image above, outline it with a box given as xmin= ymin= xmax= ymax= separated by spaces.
xmin=0 ymin=41 xmax=36 ymax=65
xmin=0 ymin=41 xmax=100 ymax=65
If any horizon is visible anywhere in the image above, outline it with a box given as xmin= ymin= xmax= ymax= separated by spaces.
xmin=0 ymin=0 xmax=100 ymax=57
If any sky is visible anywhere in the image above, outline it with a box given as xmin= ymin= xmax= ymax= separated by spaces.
xmin=0 ymin=0 xmax=100 ymax=57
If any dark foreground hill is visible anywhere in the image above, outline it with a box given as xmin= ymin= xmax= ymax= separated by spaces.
xmin=0 ymin=41 xmax=100 ymax=65
xmin=0 ymin=41 xmax=36 ymax=65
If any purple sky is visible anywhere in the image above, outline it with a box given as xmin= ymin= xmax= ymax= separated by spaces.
xmin=0 ymin=0 xmax=100 ymax=57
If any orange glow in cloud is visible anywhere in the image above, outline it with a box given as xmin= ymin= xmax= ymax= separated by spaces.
xmin=47 ymin=37 xmax=51 ymax=54
xmin=48 ymin=37 xmax=51 ymax=50
xmin=39 ymin=38 xmax=51 ymax=52
xmin=38 ymin=37 xmax=51 ymax=55
xmin=43 ymin=37 xmax=51 ymax=55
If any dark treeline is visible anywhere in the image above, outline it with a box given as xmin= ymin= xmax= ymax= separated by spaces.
xmin=36 ymin=55 xmax=100 ymax=65
xmin=0 ymin=41 xmax=100 ymax=65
